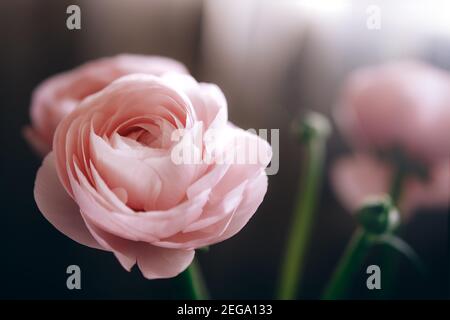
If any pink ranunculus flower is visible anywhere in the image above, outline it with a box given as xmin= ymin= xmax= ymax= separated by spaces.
xmin=335 ymin=61 xmax=450 ymax=163
xmin=331 ymin=154 xmax=449 ymax=217
xmin=34 ymin=73 xmax=271 ymax=279
xmin=332 ymin=61 xmax=450 ymax=217
xmin=24 ymin=54 xmax=189 ymax=155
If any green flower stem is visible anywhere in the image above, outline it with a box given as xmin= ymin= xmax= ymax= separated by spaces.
xmin=181 ymin=258 xmax=209 ymax=300
xmin=378 ymin=164 xmax=407 ymax=298
xmin=322 ymin=197 xmax=399 ymax=300
xmin=276 ymin=113 xmax=330 ymax=300
xmin=322 ymin=228 xmax=374 ymax=299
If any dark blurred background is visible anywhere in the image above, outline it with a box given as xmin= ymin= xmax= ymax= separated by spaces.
xmin=0 ymin=0 xmax=448 ymax=299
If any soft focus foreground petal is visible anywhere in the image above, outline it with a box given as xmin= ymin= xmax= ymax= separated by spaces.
xmin=82 ymin=214 xmax=137 ymax=271
xmin=34 ymin=153 xmax=102 ymax=249
xmin=136 ymin=244 xmax=195 ymax=279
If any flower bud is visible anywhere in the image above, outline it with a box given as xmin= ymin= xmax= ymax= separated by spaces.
xmin=293 ymin=112 xmax=331 ymax=143
xmin=356 ymin=196 xmax=400 ymax=234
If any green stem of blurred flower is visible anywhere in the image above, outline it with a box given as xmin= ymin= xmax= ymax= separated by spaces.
xmin=182 ymin=258 xmax=209 ymax=300
xmin=322 ymin=228 xmax=374 ymax=299
xmin=322 ymin=197 xmax=399 ymax=300
xmin=377 ymin=163 xmax=407 ymax=299
xmin=276 ymin=113 xmax=330 ymax=300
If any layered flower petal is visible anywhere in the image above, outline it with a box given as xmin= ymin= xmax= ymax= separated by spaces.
xmin=34 ymin=153 xmax=102 ymax=249
xmin=25 ymin=54 xmax=189 ymax=154
xmin=34 ymin=69 xmax=271 ymax=279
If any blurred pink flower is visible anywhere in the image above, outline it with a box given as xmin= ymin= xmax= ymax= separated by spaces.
xmin=331 ymin=154 xmax=449 ymax=217
xmin=335 ymin=61 xmax=450 ymax=164
xmin=333 ymin=61 xmax=450 ymax=216
xmin=24 ymin=54 xmax=188 ymax=155
xmin=34 ymin=73 xmax=271 ymax=279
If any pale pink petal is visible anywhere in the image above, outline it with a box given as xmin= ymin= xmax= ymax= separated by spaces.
xmin=330 ymin=154 xmax=391 ymax=213
xmin=207 ymin=127 xmax=272 ymax=195
xmin=69 ymin=165 xmax=211 ymax=242
xmin=183 ymin=180 xmax=248 ymax=233
xmin=89 ymin=162 xmax=134 ymax=214
xmin=215 ymin=170 xmax=268 ymax=242
xmin=81 ymin=214 xmax=137 ymax=271
xmin=112 ymin=189 xmax=211 ymax=240
xmin=156 ymin=170 xmax=268 ymax=249
xmin=186 ymin=163 xmax=231 ymax=199
xmin=153 ymin=126 xmax=271 ymax=249
xmin=136 ymin=244 xmax=194 ymax=280
xmin=27 ymin=55 xmax=189 ymax=155
xmin=89 ymin=131 xmax=162 ymax=211
xmin=34 ymin=153 xmax=102 ymax=249
xmin=161 ymin=73 xmax=228 ymax=130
